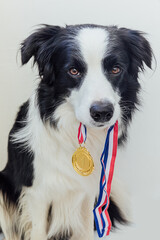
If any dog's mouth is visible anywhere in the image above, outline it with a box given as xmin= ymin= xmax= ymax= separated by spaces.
xmin=84 ymin=119 xmax=116 ymax=130
xmin=96 ymin=124 xmax=105 ymax=127
xmin=92 ymin=122 xmax=107 ymax=128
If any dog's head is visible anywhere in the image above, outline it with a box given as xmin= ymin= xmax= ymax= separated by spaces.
xmin=21 ymin=24 xmax=152 ymax=142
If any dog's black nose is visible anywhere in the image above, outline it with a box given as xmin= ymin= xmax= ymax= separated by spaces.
xmin=90 ymin=101 xmax=114 ymax=122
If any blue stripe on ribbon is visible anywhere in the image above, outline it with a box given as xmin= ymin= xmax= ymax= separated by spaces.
xmin=84 ymin=125 xmax=87 ymax=143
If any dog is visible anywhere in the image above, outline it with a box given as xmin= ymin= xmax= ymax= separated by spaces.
xmin=0 ymin=24 xmax=152 ymax=240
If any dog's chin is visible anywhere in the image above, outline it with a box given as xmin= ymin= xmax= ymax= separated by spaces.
xmin=80 ymin=118 xmax=119 ymax=130
xmin=80 ymin=120 xmax=112 ymax=130
xmin=90 ymin=122 xmax=108 ymax=129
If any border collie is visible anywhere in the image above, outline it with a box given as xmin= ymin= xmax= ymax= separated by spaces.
xmin=0 ymin=24 xmax=152 ymax=240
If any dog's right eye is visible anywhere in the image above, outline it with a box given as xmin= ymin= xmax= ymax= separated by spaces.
xmin=68 ymin=68 xmax=81 ymax=76
xmin=111 ymin=66 xmax=121 ymax=74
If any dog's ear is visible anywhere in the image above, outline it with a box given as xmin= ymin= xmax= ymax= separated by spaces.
xmin=21 ymin=25 xmax=61 ymax=77
xmin=118 ymin=28 xmax=152 ymax=72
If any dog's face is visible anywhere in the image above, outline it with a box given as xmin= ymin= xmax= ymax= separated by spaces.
xmin=21 ymin=24 xmax=152 ymax=142
xmin=68 ymin=28 xmax=121 ymax=129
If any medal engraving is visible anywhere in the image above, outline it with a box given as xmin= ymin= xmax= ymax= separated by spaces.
xmin=72 ymin=146 xmax=94 ymax=176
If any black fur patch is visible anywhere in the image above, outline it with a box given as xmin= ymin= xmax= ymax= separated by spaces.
xmin=0 ymin=101 xmax=34 ymax=206
xmin=21 ymin=25 xmax=87 ymax=124
xmin=94 ymin=197 xmax=127 ymax=231
xmin=49 ymin=234 xmax=71 ymax=240
xmin=108 ymin=198 xmax=128 ymax=229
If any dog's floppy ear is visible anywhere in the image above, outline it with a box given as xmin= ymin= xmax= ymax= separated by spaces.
xmin=21 ymin=25 xmax=61 ymax=77
xmin=118 ymin=28 xmax=152 ymax=71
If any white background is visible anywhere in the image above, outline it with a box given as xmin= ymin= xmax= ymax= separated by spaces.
xmin=0 ymin=0 xmax=160 ymax=239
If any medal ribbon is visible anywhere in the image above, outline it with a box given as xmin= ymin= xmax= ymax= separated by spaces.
xmin=77 ymin=121 xmax=118 ymax=237
xmin=93 ymin=121 xmax=118 ymax=237
xmin=78 ymin=122 xmax=87 ymax=144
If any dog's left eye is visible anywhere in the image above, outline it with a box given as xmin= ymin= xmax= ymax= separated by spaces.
xmin=69 ymin=68 xmax=81 ymax=76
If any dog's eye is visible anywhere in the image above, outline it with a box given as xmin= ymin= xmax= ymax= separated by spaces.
xmin=69 ymin=68 xmax=81 ymax=76
xmin=111 ymin=66 xmax=121 ymax=74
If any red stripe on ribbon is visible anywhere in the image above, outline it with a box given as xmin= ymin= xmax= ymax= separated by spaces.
xmin=107 ymin=121 xmax=118 ymax=197
xmin=78 ymin=123 xmax=83 ymax=144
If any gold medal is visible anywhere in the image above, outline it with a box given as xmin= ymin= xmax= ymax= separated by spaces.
xmin=72 ymin=146 xmax=94 ymax=176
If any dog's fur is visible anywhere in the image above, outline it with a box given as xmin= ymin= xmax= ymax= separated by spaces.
xmin=0 ymin=24 xmax=152 ymax=240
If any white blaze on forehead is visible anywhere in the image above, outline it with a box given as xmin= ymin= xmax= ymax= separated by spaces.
xmin=69 ymin=27 xmax=120 ymax=128
xmin=76 ymin=27 xmax=108 ymax=66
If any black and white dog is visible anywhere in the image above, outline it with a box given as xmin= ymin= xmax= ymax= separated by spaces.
xmin=0 ymin=24 xmax=152 ymax=240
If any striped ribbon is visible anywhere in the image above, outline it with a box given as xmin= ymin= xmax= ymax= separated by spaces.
xmin=78 ymin=122 xmax=87 ymax=144
xmin=93 ymin=121 xmax=118 ymax=237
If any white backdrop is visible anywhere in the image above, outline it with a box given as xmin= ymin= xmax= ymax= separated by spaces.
xmin=0 ymin=0 xmax=160 ymax=239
